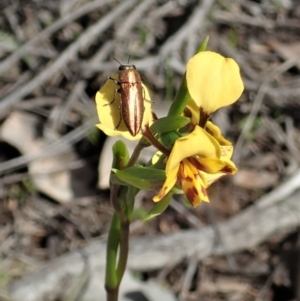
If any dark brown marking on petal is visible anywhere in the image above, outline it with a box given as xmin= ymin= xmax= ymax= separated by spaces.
xmin=220 ymin=165 xmax=235 ymax=174
xmin=156 ymin=185 xmax=169 ymax=200
xmin=183 ymin=107 xmax=193 ymax=118
xmin=178 ymin=171 xmax=194 ymax=183
xmin=201 ymin=186 xmax=208 ymax=196
xmin=185 ymin=186 xmax=199 ymax=206
xmin=178 ymin=162 xmax=195 ymax=182
xmin=178 ymin=162 xmax=184 ymax=177
xmin=183 ymin=107 xmax=196 ymax=131
xmin=205 ymin=126 xmax=213 ymax=136
xmin=186 ymin=176 xmax=194 ymax=182
xmin=199 ymin=108 xmax=210 ymax=128
xmin=188 ymin=123 xmax=196 ymax=132
xmin=194 ymin=173 xmax=201 ymax=181
xmin=189 ymin=157 xmax=205 ymax=171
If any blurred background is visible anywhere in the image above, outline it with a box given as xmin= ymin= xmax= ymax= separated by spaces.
xmin=0 ymin=0 xmax=300 ymax=300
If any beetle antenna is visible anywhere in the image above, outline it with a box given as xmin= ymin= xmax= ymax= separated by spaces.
xmin=113 ymin=57 xmax=122 ymax=66
xmin=127 ymin=56 xmax=131 ymax=64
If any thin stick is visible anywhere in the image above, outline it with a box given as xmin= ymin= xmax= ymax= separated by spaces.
xmin=160 ymin=0 xmax=214 ymax=56
xmin=0 ymin=117 xmax=97 ymax=174
xmin=233 ymin=54 xmax=300 ymax=164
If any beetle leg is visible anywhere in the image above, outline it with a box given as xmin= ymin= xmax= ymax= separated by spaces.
xmin=143 ymin=87 xmax=154 ymax=103
xmin=114 ymin=104 xmax=122 ymax=130
xmin=107 ymin=76 xmax=120 ymax=85
xmin=104 ymin=88 xmax=119 ymax=106
xmin=104 ymin=76 xmax=121 ymax=106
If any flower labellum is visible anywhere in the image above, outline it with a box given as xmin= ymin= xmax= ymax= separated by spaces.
xmin=153 ymin=126 xmax=237 ymax=207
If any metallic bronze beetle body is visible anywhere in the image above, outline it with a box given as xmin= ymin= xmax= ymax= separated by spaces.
xmin=108 ymin=64 xmax=145 ymax=136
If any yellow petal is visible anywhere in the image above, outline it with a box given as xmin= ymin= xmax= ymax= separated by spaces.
xmin=95 ymin=123 xmax=142 ymax=140
xmin=186 ymin=51 xmax=244 ymax=114
xmin=166 ymin=126 xmax=221 ymax=174
xmin=202 ymin=121 xmax=235 ymax=159
xmin=199 ymin=156 xmax=237 ymax=187
xmin=220 ymin=145 xmax=234 ymax=160
xmin=193 ymin=157 xmax=237 ymax=175
xmin=95 ymin=74 xmax=152 ymax=139
xmin=205 ymin=121 xmax=232 ymax=146
xmin=201 ymin=171 xmax=224 ymax=187
xmin=184 ymin=99 xmax=200 ymax=125
xmin=151 ymin=151 xmax=164 ymax=165
xmin=178 ymin=159 xmax=209 ymax=207
xmin=153 ymin=165 xmax=179 ymax=202
xmin=203 ymin=170 xmax=231 ymax=187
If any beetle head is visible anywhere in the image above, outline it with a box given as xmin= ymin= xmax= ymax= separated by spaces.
xmin=113 ymin=57 xmax=136 ymax=71
xmin=118 ymin=64 xmax=136 ymax=71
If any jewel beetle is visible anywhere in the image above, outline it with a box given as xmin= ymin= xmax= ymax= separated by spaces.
xmin=107 ymin=59 xmax=146 ymax=136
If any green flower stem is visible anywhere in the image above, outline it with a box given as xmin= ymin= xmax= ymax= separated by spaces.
xmin=105 ymin=213 xmax=120 ymax=300
xmin=116 ymin=219 xmax=130 ymax=284
xmin=126 ymin=141 xmax=147 ymax=168
xmin=110 ymin=184 xmax=126 ymax=222
xmin=106 ymin=183 xmax=131 ymax=301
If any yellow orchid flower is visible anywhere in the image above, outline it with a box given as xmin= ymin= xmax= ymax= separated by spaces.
xmin=153 ymin=125 xmax=237 ymax=207
xmin=186 ymin=51 xmax=244 ymax=115
xmin=95 ymin=74 xmax=153 ymax=140
xmin=183 ymin=99 xmax=234 ymax=156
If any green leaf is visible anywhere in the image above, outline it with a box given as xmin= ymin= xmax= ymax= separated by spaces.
xmin=132 ymin=207 xmax=147 ymax=220
xmin=125 ymin=185 xmax=140 ymax=220
xmin=143 ymin=192 xmax=173 ymax=222
xmin=113 ymin=166 xmax=165 ymax=190
xmin=110 ymin=173 xmax=130 ymax=186
xmin=160 ymin=131 xmax=181 ymax=149
xmin=197 ymin=36 xmax=209 ymax=52
xmin=150 ymin=116 xmax=190 ymax=134
xmin=167 ymin=74 xmax=190 ymax=117
xmin=112 ymin=140 xmax=129 ymax=169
